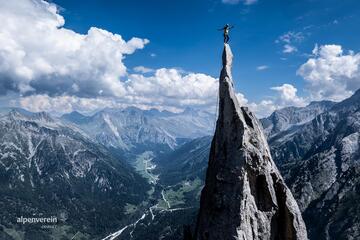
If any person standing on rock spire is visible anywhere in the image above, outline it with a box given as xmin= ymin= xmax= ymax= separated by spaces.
xmin=218 ymin=24 xmax=234 ymax=43
xmin=186 ymin=41 xmax=308 ymax=240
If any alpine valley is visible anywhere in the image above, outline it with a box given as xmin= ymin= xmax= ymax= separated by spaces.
xmin=1 ymin=89 xmax=360 ymax=240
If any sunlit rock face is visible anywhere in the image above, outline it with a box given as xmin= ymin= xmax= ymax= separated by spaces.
xmin=192 ymin=44 xmax=308 ymax=240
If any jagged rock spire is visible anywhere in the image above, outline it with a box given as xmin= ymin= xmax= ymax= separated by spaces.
xmin=192 ymin=44 xmax=308 ymax=240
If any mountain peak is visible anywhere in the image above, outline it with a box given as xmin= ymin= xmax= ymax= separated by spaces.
xmin=354 ymin=88 xmax=360 ymax=96
xmin=124 ymin=106 xmax=142 ymax=112
xmin=347 ymin=88 xmax=360 ymax=100
xmin=145 ymin=108 xmax=176 ymax=117
xmin=191 ymin=44 xmax=308 ymax=240
xmin=305 ymin=100 xmax=337 ymax=112
xmin=67 ymin=110 xmax=84 ymax=117
xmin=330 ymin=88 xmax=360 ymax=111
xmin=5 ymin=109 xmax=55 ymax=125
xmin=182 ymin=106 xmax=198 ymax=115
xmin=8 ymin=109 xmax=24 ymax=119
xmin=31 ymin=111 xmax=54 ymax=122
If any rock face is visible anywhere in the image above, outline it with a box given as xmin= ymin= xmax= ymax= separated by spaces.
xmin=192 ymin=44 xmax=307 ymax=240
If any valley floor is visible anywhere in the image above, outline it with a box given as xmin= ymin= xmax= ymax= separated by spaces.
xmin=101 ymin=151 xmax=196 ymax=240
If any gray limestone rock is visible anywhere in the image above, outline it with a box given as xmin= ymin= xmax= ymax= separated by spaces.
xmin=191 ymin=44 xmax=308 ymax=240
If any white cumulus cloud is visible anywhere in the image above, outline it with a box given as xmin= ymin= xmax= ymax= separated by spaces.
xmin=277 ymin=31 xmax=304 ymax=54
xmin=235 ymin=83 xmax=305 ymax=118
xmin=125 ymin=68 xmax=218 ymax=107
xmin=297 ymin=44 xmax=360 ymax=101
xmin=271 ymin=84 xmax=306 ymax=107
xmin=1 ymin=0 xmax=221 ymax=114
xmin=283 ymin=44 xmax=297 ymax=54
xmin=19 ymin=68 xmax=219 ymax=113
xmin=247 ymin=100 xmax=278 ymax=118
xmin=133 ymin=66 xmax=155 ymax=74
xmin=0 ymin=0 xmax=149 ymax=98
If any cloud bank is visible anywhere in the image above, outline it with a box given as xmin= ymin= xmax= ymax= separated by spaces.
xmin=0 ymin=0 xmax=219 ymax=113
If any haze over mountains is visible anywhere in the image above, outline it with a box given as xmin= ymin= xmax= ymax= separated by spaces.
xmin=61 ymin=107 xmax=215 ymax=154
xmin=1 ymin=89 xmax=360 ymax=239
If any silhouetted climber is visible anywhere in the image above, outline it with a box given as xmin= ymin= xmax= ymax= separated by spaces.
xmin=218 ymin=24 xmax=234 ymax=43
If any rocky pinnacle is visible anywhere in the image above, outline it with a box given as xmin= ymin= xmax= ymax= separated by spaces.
xmin=191 ymin=44 xmax=308 ymax=240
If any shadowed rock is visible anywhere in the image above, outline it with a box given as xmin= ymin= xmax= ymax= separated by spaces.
xmin=190 ymin=44 xmax=308 ymax=240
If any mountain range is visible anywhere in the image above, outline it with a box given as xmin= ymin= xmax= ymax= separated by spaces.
xmin=0 ymin=110 xmax=150 ymax=240
xmin=260 ymin=100 xmax=336 ymax=138
xmin=0 ymin=106 xmax=215 ymax=240
xmin=1 ymin=89 xmax=360 ymax=239
xmin=269 ymin=89 xmax=360 ymax=239
xmin=61 ymin=107 xmax=215 ymax=155
xmin=149 ymin=90 xmax=360 ymax=240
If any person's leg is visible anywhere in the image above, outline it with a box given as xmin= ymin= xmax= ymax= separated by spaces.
xmin=225 ymin=35 xmax=229 ymax=43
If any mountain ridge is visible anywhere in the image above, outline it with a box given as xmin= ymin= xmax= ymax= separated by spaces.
xmin=0 ymin=109 xmax=150 ymax=239
xmin=61 ymin=106 xmax=215 ymax=154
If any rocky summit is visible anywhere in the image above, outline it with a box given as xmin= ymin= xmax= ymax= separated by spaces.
xmin=189 ymin=44 xmax=308 ymax=240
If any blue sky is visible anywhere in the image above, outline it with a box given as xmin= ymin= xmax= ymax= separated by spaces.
xmin=1 ymin=0 xmax=360 ymax=116
xmin=54 ymin=0 xmax=360 ymax=100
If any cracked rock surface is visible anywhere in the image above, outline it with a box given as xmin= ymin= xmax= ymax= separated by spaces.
xmin=192 ymin=44 xmax=308 ymax=240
